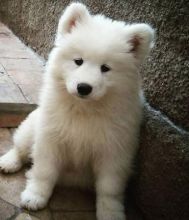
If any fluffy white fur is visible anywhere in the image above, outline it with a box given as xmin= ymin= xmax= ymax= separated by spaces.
xmin=0 ymin=3 xmax=154 ymax=220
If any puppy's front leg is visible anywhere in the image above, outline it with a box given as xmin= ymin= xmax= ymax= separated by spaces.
xmin=21 ymin=137 xmax=60 ymax=210
xmin=95 ymin=158 xmax=129 ymax=220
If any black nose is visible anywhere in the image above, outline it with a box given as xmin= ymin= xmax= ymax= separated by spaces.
xmin=77 ymin=83 xmax=92 ymax=96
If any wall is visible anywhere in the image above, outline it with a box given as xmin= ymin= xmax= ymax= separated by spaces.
xmin=0 ymin=0 xmax=188 ymax=130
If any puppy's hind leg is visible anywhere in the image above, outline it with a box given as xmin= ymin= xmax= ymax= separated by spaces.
xmin=0 ymin=109 xmax=38 ymax=173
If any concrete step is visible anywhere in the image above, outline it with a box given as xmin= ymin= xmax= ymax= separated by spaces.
xmin=0 ymin=22 xmax=43 ymax=127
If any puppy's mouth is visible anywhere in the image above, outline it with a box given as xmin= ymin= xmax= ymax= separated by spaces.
xmin=69 ymin=92 xmax=91 ymax=101
xmin=76 ymin=94 xmax=91 ymax=100
xmin=78 ymin=95 xmax=86 ymax=99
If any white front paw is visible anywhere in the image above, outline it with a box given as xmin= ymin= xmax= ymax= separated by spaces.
xmin=21 ymin=189 xmax=48 ymax=210
xmin=0 ymin=149 xmax=22 ymax=173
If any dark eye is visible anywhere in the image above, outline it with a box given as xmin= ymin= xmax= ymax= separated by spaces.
xmin=101 ymin=64 xmax=111 ymax=73
xmin=74 ymin=58 xmax=83 ymax=66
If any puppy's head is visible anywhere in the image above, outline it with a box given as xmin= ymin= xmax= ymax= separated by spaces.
xmin=50 ymin=3 xmax=154 ymax=100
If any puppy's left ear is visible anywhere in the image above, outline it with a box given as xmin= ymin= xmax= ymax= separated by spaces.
xmin=126 ymin=24 xmax=155 ymax=62
xmin=56 ymin=3 xmax=90 ymax=39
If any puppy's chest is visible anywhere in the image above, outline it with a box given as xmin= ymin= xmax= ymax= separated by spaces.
xmin=61 ymin=114 xmax=108 ymax=146
xmin=56 ymin=117 xmax=95 ymax=182
xmin=57 ymin=113 xmax=112 ymax=163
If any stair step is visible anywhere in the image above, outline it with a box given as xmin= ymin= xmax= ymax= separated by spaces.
xmin=0 ymin=22 xmax=43 ymax=127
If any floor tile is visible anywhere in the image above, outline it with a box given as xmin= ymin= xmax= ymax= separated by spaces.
xmin=52 ymin=211 xmax=96 ymax=220
xmin=50 ymin=187 xmax=95 ymax=212
xmin=0 ymin=198 xmax=16 ymax=220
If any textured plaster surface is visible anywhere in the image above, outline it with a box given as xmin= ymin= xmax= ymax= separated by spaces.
xmin=134 ymin=104 xmax=189 ymax=220
xmin=0 ymin=0 xmax=188 ymax=130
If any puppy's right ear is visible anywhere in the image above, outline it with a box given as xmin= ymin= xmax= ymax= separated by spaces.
xmin=56 ymin=3 xmax=90 ymax=38
xmin=125 ymin=24 xmax=155 ymax=63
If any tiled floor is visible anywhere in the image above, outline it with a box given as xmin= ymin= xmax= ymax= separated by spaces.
xmin=0 ymin=129 xmax=96 ymax=220
xmin=0 ymin=22 xmax=43 ymax=105
xmin=0 ymin=22 xmax=43 ymax=127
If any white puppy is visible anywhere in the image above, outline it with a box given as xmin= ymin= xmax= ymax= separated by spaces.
xmin=0 ymin=3 xmax=154 ymax=220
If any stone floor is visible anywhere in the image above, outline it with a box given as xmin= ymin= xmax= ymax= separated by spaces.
xmin=0 ymin=22 xmax=43 ymax=127
xmin=0 ymin=128 xmax=96 ymax=220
